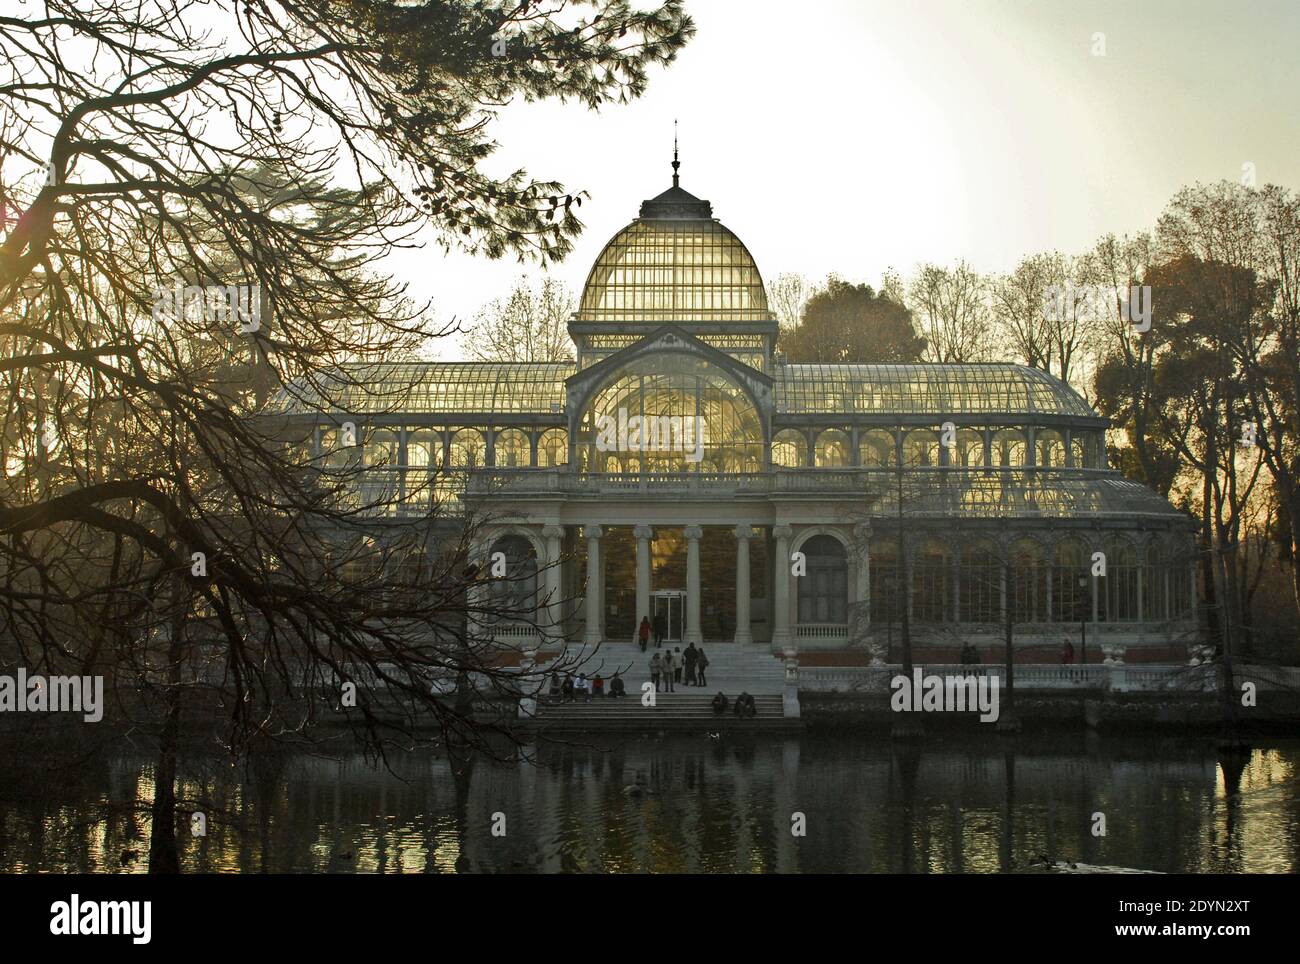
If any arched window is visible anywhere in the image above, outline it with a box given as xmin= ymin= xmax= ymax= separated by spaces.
xmin=538 ymin=428 xmax=567 ymax=467
xmin=797 ymin=535 xmax=847 ymax=624
xmin=960 ymin=540 xmax=999 ymax=623
xmin=1072 ymin=433 xmax=1097 ymax=469
xmin=1169 ymin=541 xmax=1193 ymax=618
xmin=1144 ymin=542 xmax=1167 ymax=622
xmin=903 ymin=429 xmax=940 ymax=467
xmin=1036 ymin=430 xmax=1064 ymax=468
xmin=406 ymin=429 xmax=440 ymax=469
xmin=363 ymin=428 xmax=399 ymax=467
xmin=1051 ymin=537 xmax=1090 ymax=622
xmin=869 ymin=536 xmax=898 ymax=624
xmin=955 ymin=429 xmax=986 ymax=467
xmin=859 ymin=430 xmax=897 ymax=467
xmin=992 ymin=429 xmax=1027 ymax=467
xmin=772 ymin=429 xmax=808 ymax=468
xmin=814 ymin=429 xmax=850 ymax=467
xmin=488 ymin=534 xmax=538 ymax=617
xmin=494 ymin=428 xmax=530 ymax=468
xmin=403 ymin=429 xmax=439 ymax=511
xmin=579 ymin=351 xmax=764 ymax=473
xmin=912 ymin=539 xmax=950 ymax=622
xmin=324 ymin=424 xmax=361 ymax=468
xmin=1009 ymin=538 xmax=1045 ymax=623
xmin=1101 ymin=536 xmax=1139 ymax=622
xmin=449 ymin=428 xmax=486 ymax=468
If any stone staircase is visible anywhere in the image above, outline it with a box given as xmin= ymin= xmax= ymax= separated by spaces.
xmin=534 ymin=641 xmax=794 ymax=729
xmin=537 ymin=691 xmax=787 ymax=729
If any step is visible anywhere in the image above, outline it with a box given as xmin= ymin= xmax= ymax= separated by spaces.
xmin=540 ymin=697 xmax=784 ymax=719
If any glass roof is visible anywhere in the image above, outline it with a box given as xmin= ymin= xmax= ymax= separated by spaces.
xmin=576 ymin=218 xmax=771 ymax=324
xmin=776 ymin=364 xmax=1096 ymax=417
xmin=863 ymin=471 xmax=1188 ymax=521
xmin=270 ymin=362 xmax=575 ymax=415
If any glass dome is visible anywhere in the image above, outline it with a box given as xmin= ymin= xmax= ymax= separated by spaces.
xmin=576 ymin=216 xmax=772 ymax=325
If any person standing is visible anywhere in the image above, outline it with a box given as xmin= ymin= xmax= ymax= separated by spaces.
xmin=653 ymin=611 xmax=666 ymax=648
xmin=1062 ymin=640 xmax=1075 ymax=665
xmin=684 ymin=642 xmax=698 ymax=686
xmin=650 ymin=652 xmax=663 ymax=692
xmin=638 ymin=615 xmax=651 ymax=653
xmin=696 ymin=647 xmax=709 ymax=687
xmin=663 ymin=647 xmax=676 ymax=692
xmin=673 ymin=646 xmax=683 ymax=685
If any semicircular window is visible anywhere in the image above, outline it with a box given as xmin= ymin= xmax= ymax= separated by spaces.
xmin=578 ymin=352 xmax=764 ymax=473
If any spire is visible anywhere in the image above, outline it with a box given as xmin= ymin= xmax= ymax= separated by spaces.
xmin=640 ymin=120 xmax=711 ymax=218
xmin=672 ymin=119 xmax=680 ymax=188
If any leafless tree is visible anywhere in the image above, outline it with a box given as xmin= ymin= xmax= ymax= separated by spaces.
xmin=767 ymin=271 xmax=810 ymax=334
xmin=0 ymin=0 xmax=692 ymax=872
xmin=907 ymin=260 xmax=994 ymax=363
xmin=465 ymin=275 xmax=575 ymax=362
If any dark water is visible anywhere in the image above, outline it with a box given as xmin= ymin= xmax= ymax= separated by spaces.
xmin=1 ymin=733 xmax=1297 ymax=873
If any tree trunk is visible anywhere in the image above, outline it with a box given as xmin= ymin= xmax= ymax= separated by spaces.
xmin=148 ymin=576 xmax=188 ymax=874
xmin=1289 ymin=499 xmax=1300 ymax=660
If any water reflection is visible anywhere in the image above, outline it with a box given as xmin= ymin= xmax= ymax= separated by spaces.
xmin=1 ymin=733 xmax=1296 ymax=873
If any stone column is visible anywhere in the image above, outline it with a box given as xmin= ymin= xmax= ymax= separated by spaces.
xmin=634 ymin=524 xmax=653 ymax=642
xmin=584 ymin=524 xmax=602 ymax=645
xmin=851 ymin=522 xmax=871 ymax=649
xmin=685 ymin=525 xmax=703 ymax=645
xmin=542 ymin=524 xmax=565 ymax=639
xmin=772 ymin=524 xmax=794 ymax=651
xmin=734 ymin=525 xmax=754 ymax=644
xmin=468 ymin=532 xmax=493 ymax=641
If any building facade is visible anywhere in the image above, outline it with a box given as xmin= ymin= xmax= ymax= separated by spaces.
xmin=274 ymin=173 xmax=1201 ymax=664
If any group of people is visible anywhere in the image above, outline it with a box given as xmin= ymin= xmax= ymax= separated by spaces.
xmin=648 ymin=641 xmax=709 ymax=691
xmin=549 ymin=670 xmax=627 ymax=702
xmin=637 ymin=614 xmax=669 ymax=651
xmin=711 ymin=691 xmax=757 ymax=718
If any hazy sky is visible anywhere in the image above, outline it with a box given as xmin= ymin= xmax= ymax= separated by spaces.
xmin=393 ymin=0 xmax=1300 ymax=358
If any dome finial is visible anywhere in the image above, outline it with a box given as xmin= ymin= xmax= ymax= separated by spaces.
xmin=672 ymin=119 xmax=680 ymax=187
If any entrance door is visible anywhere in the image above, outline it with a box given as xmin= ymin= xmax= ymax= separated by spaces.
xmin=652 ymin=590 xmax=686 ymax=642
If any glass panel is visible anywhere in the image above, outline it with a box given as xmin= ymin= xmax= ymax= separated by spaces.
xmin=493 ymin=429 xmax=530 ymax=468
xmin=775 ymin=363 xmax=1094 ymax=417
xmin=814 ymin=429 xmax=850 ymax=468
xmin=578 ymin=352 xmax=764 ymax=474
xmin=772 ymin=429 xmax=807 ymax=468
xmin=577 ymin=220 xmax=771 ymax=325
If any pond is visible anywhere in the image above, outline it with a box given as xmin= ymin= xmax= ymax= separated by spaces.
xmin=1 ymin=732 xmax=1295 ymax=873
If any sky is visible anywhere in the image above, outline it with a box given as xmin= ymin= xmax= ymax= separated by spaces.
xmin=390 ymin=0 xmax=1300 ymax=358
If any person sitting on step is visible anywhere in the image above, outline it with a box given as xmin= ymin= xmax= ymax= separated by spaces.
xmin=711 ymin=692 xmax=729 ymax=715
xmin=609 ymin=672 xmax=626 ymax=698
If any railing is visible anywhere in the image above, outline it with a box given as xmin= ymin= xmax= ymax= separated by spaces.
xmin=796 ymin=662 xmax=1235 ymax=694
xmin=796 ymin=623 xmax=849 ymax=640
xmin=464 ymin=468 xmax=772 ymax=497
